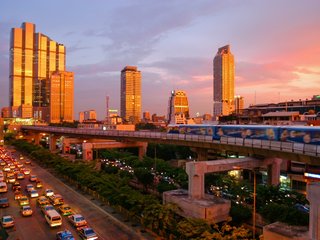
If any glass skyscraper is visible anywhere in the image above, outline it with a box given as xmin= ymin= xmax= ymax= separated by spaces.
xmin=49 ymin=71 xmax=74 ymax=123
xmin=120 ymin=66 xmax=141 ymax=124
xmin=9 ymin=22 xmax=71 ymax=122
xmin=213 ymin=45 xmax=235 ymax=119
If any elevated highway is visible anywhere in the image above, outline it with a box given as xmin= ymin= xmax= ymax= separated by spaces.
xmin=21 ymin=126 xmax=320 ymax=165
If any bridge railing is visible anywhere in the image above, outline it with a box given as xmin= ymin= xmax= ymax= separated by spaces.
xmin=21 ymin=126 xmax=320 ymax=158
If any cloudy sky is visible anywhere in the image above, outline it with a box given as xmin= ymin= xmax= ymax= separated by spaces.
xmin=1 ymin=0 xmax=320 ymax=119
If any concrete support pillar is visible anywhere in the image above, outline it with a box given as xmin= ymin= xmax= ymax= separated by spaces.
xmin=138 ymin=142 xmax=148 ymax=160
xmin=62 ymin=138 xmax=71 ymax=154
xmin=266 ymin=158 xmax=282 ymax=186
xmin=195 ymin=148 xmax=208 ymax=161
xmin=82 ymin=142 xmax=93 ymax=161
xmin=307 ymin=182 xmax=320 ymax=240
xmin=186 ymin=162 xmax=206 ymax=199
xmin=34 ymin=133 xmax=40 ymax=145
xmin=49 ymin=135 xmax=58 ymax=152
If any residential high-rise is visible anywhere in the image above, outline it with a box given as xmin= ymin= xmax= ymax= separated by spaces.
xmin=9 ymin=22 xmax=71 ymax=122
xmin=49 ymin=71 xmax=74 ymax=123
xmin=213 ymin=45 xmax=235 ymax=119
xmin=167 ymin=90 xmax=190 ymax=124
xmin=120 ymin=66 xmax=141 ymax=124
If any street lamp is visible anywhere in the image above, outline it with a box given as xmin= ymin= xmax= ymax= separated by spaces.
xmin=253 ymin=167 xmax=259 ymax=239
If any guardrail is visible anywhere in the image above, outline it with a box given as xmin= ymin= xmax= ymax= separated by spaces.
xmin=21 ymin=126 xmax=320 ymax=158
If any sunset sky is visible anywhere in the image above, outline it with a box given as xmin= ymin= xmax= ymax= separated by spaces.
xmin=1 ymin=0 xmax=320 ymax=119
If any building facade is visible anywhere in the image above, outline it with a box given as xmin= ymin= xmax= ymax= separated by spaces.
xmin=234 ymin=95 xmax=244 ymax=115
xmin=167 ymin=90 xmax=190 ymax=124
xmin=79 ymin=110 xmax=97 ymax=123
xmin=49 ymin=71 xmax=74 ymax=123
xmin=120 ymin=66 xmax=141 ymax=124
xmin=213 ymin=45 xmax=235 ymax=119
xmin=9 ymin=22 xmax=72 ymax=122
xmin=143 ymin=111 xmax=151 ymax=122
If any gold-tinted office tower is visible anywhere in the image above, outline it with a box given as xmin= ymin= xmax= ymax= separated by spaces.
xmin=167 ymin=90 xmax=190 ymax=124
xmin=213 ymin=45 xmax=235 ymax=119
xmin=9 ymin=22 xmax=70 ymax=122
xmin=50 ymin=71 xmax=74 ymax=123
xmin=120 ymin=66 xmax=141 ymax=124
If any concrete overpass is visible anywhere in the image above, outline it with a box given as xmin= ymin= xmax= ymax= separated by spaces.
xmin=21 ymin=126 xmax=320 ymax=165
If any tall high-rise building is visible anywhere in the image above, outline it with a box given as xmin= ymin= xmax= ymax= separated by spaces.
xmin=167 ymin=90 xmax=190 ymax=124
xmin=49 ymin=71 xmax=74 ymax=123
xmin=213 ymin=45 xmax=235 ymax=119
xmin=120 ymin=66 xmax=141 ymax=124
xmin=9 ymin=22 xmax=71 ymax=122
xmin=234 ymin=95 xmax=244 ymax=115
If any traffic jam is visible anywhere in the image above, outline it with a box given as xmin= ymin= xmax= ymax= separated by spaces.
xmin=0 ymin=146 xmax=98 ymax=240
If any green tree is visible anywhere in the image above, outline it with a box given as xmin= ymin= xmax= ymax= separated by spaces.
xmin=134 ymin=167 xmax=154 ymax=191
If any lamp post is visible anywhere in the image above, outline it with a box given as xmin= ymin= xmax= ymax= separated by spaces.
xmin=253 ymin=168 xmax=258 ymax=239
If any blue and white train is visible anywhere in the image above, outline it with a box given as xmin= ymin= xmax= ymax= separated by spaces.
xmin=167 ymin=124 xmax=320 ymax=145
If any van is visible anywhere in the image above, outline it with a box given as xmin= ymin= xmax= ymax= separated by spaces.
xmin=45 ymin=210 xmax=62 ymax=227
xmin=0 ymin=182 xmax=8 ymax=193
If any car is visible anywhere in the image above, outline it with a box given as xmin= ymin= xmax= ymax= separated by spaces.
xmin=25 ymin=184 xmax=34 ymax=193
xmin=23 ymin=168 xmax=31 ymax=175
xmin=16 ymin=172 xmax=25 ymax=179
xmin=29 ymin=174 xmax=37 ymax=182
xmin=19 ymin=195 xmax=29 ymax=206
xmin=14 ymin=191 xmax=23 ymax=200
xmin=56 ymin=230 xmax=75 ymax=240
xmin=1 ymin=215 xmax=14 ymax=228
xmin=12 ymin=182 xmax=21 ymax=191
xmin=49 ymin=194 xmax=64 ymax=206
xmin=16 ymin=162 xmax=23 ymax=168
xmin=6 ymin=175 xmax=16 ymax=183
xmin=68 ymin=214 xmax=87 ymax=227
xmin=29 ymin=189 xmax=39 ymax=198
xmin=21 ymin=205 xmax=33 ymax=216
xmin=77 ymin=227 xmax=98 ymax=240
xmin=35 ymin=180 xmax=43 ymax=188
xmin=25 ymin=159 xmax=31 ymax=165
xmin=45 ymin=189 xmax=54 ymax=197
xmin=294 ymin=203 xmax=310 ymax=213
xmin=59 ymin=204 xmax=73 ymax=216
xmin=41 ymin=204 xmax=55 ymax=214
xmin=3 ymin=166 xmax=10 ymax=172
xmin=37 ymin=196 xmax=50 ymax=206
xmin=0 ymin=198 xmax=9 ymax=208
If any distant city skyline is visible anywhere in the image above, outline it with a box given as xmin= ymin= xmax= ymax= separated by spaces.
xmin=1 ymin=1 xmax=320 ymax=119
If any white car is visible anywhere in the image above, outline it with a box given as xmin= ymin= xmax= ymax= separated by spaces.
xmin=29 ymin=189 xmax=39 ymax=198
xmin=1 ymin=215 xmax=14 ymax=228
xmin=45 ymin=189 xmax=54 ymax=197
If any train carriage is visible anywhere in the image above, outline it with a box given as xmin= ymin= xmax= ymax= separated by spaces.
xmin=167 ymin=124 xmax=320 ymax=145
